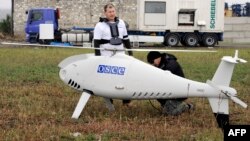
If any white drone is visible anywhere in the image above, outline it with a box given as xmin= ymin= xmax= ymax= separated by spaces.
xmin=1 ymin=42 xmax=248 ymax=128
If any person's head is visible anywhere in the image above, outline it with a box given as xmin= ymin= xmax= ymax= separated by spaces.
xmin=104 ymin=3 xmax=116 ymax=22
xmin=147 ymin=51 xmax=162 ymax=67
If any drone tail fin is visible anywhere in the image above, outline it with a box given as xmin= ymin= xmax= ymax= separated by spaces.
xmin=207 ymin=50 xmax=247 ymax=129
xmin=211 ymin=50 xmax=246 ymax=86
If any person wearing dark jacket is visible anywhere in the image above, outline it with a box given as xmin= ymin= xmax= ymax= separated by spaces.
xmin=147 ymin=51 xmax=194 ymax=116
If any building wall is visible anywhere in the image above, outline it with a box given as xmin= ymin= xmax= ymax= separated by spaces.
xmin=14 ymin=0 xmax=137 ymax=35
xmin=224 ymin=17 xmax=250 ymax=44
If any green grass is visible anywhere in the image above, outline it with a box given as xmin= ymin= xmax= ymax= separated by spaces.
xmin=0 ymin=46 xmax=250 ymax=141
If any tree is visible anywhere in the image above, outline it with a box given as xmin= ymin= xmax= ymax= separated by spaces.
xmin=0 ymin=15 xmax=11 ymax=35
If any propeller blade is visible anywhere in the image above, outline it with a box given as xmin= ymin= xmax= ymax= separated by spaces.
xmin=207 ymin=80 xmax=248 ymax=108
xmin=230 ymin=96 xmax=248 ymax=108
xmin=126 ymin=48 xmax=217 ymax=53
xmin=0 ymin=42 xmax=94 ymax=50
xmin=1 ymin=42 xmax=217 ymax=53
xmin=71 ymin=92 xmax=91 ymax=119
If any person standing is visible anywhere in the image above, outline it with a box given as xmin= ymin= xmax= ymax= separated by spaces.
xmin=93 ymin=3 xmax=133 ymax=109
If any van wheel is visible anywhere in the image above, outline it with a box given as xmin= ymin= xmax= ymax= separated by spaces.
xmin=39 ymin=39 xmax=51 ymax=45
xmin=165 ymin=33 xmax=179 ymax=46
xmin=202 ymin=34 xmax=217 ymax=47
xmin=180 ymin=38 xmax=186 ymax=46
xmin=185 ymin=33 xmax=198 ymax=47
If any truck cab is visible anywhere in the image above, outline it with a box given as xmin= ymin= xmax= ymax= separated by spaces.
xmin=25 ymin=8 xmax=59 ymax=43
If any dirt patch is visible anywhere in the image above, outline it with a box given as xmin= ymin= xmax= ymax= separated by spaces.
xmin=0 ymin=33 xmax=25 ymax=42
xmin=0 ymin=32 xmax=4 ymax=39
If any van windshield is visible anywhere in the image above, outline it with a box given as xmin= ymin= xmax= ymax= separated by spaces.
xmin=30 ymin=10 xmax=43 ymax=21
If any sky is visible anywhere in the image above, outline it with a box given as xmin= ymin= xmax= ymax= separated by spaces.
xmin=0 ymin=0 xmax=249 ymax=9
xmin=0 ymin=0 xmax=11 ymax=9
xmin=226 ymin=0 xmax=250 ymax=5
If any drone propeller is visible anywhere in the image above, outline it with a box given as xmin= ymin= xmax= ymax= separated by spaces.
xmin=1 ymin=42 xmax=217 ymax=53
xmin=125 ymin=48 xmax=217 ymax=53
xmin=0 ymin=42 xmax=90 ymax=49
xmin=207 ymin=80 xmax=247 ymax=108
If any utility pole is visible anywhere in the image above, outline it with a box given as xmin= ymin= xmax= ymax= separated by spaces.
xmin=11 ymin=0 xmax=14 ymax=36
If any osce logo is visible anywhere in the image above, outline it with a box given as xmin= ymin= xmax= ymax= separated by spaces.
xmin=97 ymin=65 xmax=126 ymax=75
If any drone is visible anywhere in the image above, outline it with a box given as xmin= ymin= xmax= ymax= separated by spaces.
xmin=1 ymin=42 xmax=248 ymax=129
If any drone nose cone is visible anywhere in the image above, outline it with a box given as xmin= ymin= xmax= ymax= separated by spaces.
xmin=59 ymin=69 xmax=67 ymax=81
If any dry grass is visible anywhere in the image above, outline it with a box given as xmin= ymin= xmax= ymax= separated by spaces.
xmin=0 ymin=46 xmax=249 ymax=141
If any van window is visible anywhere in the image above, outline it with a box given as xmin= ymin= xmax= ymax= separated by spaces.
xmin=145 ymin=2 xmax=166 ymax=13
xmin=178 ymin=10 xmax=195 ymax=26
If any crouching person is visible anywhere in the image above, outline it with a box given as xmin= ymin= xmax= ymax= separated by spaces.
xmin=147 ymin=51 xmax=194 ymax=116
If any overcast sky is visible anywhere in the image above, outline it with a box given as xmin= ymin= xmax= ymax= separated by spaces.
xmin=0 ymin=0 xmax=249 ymax=9
xmin=226 ymin=0 xmax=250 ymax=5
xmin=0 ymin=0 xmax=11 ymax=9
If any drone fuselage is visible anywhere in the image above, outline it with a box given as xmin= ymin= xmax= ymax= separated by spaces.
xmin=58 ymin=53 xmax=235 ymax=100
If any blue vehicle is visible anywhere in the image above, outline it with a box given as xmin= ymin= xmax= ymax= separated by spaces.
xmin=25 ymin=8 xmax=93 ymax=45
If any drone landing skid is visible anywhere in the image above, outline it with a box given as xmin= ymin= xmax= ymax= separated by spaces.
xmin=103 ymin=98 xmax=115 ymax=111
xmin=71 ymin=92 xmax=91 ymax=119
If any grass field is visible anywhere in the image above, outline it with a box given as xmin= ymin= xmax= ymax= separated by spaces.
xmin=0 ymin=46 xmax=249 ymax=141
